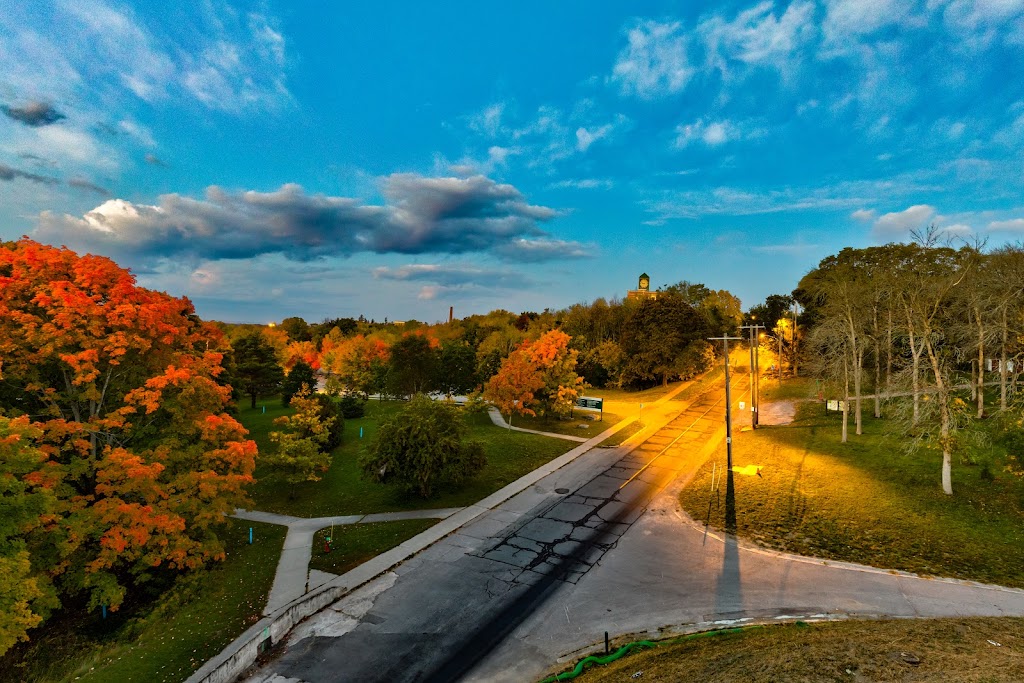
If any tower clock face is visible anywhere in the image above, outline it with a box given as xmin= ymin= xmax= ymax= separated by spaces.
xmin=639 ymin=276 xmax=649 ymax=290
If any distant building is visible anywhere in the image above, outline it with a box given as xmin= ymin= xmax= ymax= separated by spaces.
xmin=627 ymin=272 xmax=657 ymax=301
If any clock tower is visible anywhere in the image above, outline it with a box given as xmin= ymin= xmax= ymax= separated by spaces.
xmin=627 ymin=272 xmax=657 ymax=301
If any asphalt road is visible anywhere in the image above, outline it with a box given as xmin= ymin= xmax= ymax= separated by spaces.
xmin=241 ymin=377 xmax=738 ymax=683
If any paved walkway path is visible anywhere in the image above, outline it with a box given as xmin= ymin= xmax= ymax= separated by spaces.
xmin=233 ymin=507 xmax=464 ymax=614
xmin=486 ymin=407 xmax=590 ymax=442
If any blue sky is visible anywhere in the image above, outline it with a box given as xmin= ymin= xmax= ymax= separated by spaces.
xmin=2 ymin=0 xmax=1024 ymax=323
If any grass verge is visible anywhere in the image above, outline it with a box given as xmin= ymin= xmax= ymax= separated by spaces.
xmin=245 ymin=398 xmax=576 ymax=518
xmin=679 ymin=401 xmax=1024 ymax=588
xmin=0 ymin=519 xmax=286 ymax=683
xmin=308 ymin=519 xmax=440 ymax=576
xmin=566 ymin=617 xmax=1024 ymax=682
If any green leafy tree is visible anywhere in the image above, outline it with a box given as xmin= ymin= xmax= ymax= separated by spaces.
xmin=310 ymin=393 xmax=345 ymax=451
xmin=281 ymin=360 xmax=316 ymax=407
xmin=620 ymin=293 xmax=713 ymax=387
xmin=0 ymin=416 xmax=57 ymax=655
xmin=265 ymin=389 xmax=334 ymax=483
xmin=387 ymin=334 xmax=439 ymax=397
xmin=233 ymin=333 xmax=285 ymax=408
xmin=435 ymin=340 xmax=478 ymax=397
xmin=279 ymin=316 xmax=312 ymax=342
xmin=361 ymin=396 xmax=486 ymax=497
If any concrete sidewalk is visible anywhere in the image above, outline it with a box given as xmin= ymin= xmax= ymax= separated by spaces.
xmin=232 ymin=507 xmax=464 ymax=614
xmin=486 ymin=407 xmax=590 ymax=442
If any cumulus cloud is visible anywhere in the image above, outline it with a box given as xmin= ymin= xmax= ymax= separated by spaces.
xmin=873 ymin=204 xmax=937 ymax=235
xmin=2 ymin=101 xmax=65 ymax=126
xmin=0 ymin=163 xmax=59 ymax=185
xmin=611 ymin=20 xmax=693 ymax=98
xmin=34 ymin=174 xmax=589 ymax=264
xmin=851 ymin=208 xmax=876 ymax=221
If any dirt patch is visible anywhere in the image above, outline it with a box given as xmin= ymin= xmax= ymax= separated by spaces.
xmin=758 ymin=399 xmax=797 ymax=425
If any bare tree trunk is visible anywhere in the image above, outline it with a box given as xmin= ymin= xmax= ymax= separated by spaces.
xmin=925 ymin=337 xmax=953 ymax=495
xmin=1001 ymin=306 xmax=1009 ymax=410
xmin=842 ymin=351 xmax=849 ymax=443
xmin=873 ymin=306 xmax=881 ymax=418
xmin=905 ymin=305 xmax=921 ymax=426
xmin=855 ymin=346 xmax=864 ymax=435
xmin=976 ymin=307 xmax=985 ymax=419
xmin=847 ymin=313 xmax=863 ymax=436
xmin=886 ymin=307 xmax=893 ymax=396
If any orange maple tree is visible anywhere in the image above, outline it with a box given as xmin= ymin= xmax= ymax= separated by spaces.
xmin=320 ymin=333 xmax=390 ymax=396
xmin=483 ymin=329 xmax=584 ymax=421
xmin=0 ymin=238 xmax=256 ymax=624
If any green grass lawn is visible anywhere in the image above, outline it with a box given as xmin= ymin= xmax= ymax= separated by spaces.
xmin=0 ymin=519 xmax=286 ymax=683
xmin=568 ymin=617 xmax=1024 ymax=683
xmin=679 ymin=401 xmax=1024 ymax=588
xmin=308 ymin=519 xmax=440 ymax=576
xmin=244 ymin=398 xmax=576 ymax=517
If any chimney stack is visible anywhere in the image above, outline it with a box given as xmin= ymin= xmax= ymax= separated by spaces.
xmin=448 ymin=306 xmax=453 ymax=324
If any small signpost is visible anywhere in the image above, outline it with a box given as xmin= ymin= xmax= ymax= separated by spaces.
xmin=573 ymin=396 xmax=604 ymax=421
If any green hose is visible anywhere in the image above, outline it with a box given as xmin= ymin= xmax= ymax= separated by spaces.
xmin=539 ymin=641 xmax=657 ymax=682
xmin=538 ymin=625 xmax=765 ymax=682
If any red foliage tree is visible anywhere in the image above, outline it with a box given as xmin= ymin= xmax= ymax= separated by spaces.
xmin=0 ymin=238 xmax=256 ymax=617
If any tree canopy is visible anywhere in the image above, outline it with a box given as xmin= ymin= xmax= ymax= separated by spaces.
xmin=0 ymin=239 xmax=257 ymax=649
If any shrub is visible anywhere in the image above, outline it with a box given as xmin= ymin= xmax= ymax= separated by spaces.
xmin=338 ymin=395 xmax=366 ymax=419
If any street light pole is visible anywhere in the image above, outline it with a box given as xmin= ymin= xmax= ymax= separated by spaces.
xmin=709 ymin=336 xmax=743 ymax=471
xmin=740 ymin=324 xmax=765 ymax=429
xmin=793 ymin=301 xmax=800 ymax=378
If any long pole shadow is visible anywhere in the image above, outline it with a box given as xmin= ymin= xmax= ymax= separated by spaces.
xmin=714 ymin=469 xmax=742 ymax=618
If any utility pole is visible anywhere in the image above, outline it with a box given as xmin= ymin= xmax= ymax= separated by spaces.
xmin=740 ymin=324 xmax=765 ymax=428
xmin=709 ymin=336 xmax=743 ymax=471
xmin=792 ymin=301 xmax=799 ymax=378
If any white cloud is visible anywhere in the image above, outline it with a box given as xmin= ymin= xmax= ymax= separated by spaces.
xmin=821 ymin=0 xmax=913 ymax=44
xmin=851 ymin=208 xmax=876 ymax=221
xmin=610 ymin=20 xmax=693 ymax=98
xmin=873 ymin=204 xmax=937 ymax=235
xmin=988 ymin=218 xmax=1024 ymax=232
xmin=576 ymin=124 xmax=613 ymax=152
xmin=674 ymin=119 xmax=742 ymax=147
xmin=417 ymin=286 xmax=439 ymax=300
xmin=940 ymin=222 xmax=974 ymax=235
xmin=701 ymin=0 xmax=816 ymax=72
xmin=2 ymin=0 xmax=290 ymax=114
xmin=468 ymin=103 xmax=505 ymax=137
xmin=549 ymin=178 xmax=614 ymax=190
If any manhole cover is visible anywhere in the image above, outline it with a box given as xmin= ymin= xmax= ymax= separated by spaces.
xmin=555 ymin=488 xmax=570 ymax=494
